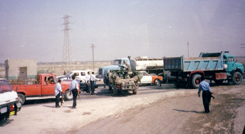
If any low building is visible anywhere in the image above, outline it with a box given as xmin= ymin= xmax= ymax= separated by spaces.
xmin=5 ymin=59 xmax=37 ymax=80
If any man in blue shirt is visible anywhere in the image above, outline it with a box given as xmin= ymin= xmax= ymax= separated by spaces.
xmin=198 ymin=77 xmax=212 ymax=113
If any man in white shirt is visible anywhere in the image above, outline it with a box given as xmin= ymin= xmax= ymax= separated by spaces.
xmin=90 ymin=72 xmax=97 ymax=95
xmin=85 ymin=72 xmax=91 ymax=93
xmin=54 ymin=79 xmax=63 ymax=108
xmin=69 ymin=75 xmax=79 ymax=109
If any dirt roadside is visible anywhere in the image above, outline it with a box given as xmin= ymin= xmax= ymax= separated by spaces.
xmin=0 ymin=83 xmax=244 ymax=134
xmin=76 ymin=84 xmax=245 ymax=134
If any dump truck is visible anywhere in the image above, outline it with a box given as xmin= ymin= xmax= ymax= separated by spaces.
xmin=108 ymin=69 xmax=143 ymax=95
xmin=163 ymin=51 xmax=244 ymax=88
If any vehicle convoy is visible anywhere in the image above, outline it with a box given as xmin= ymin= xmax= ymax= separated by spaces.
xmin=163 ymin=51 xmax=244 ymax=88
xmin=0 ymin=78 xmax=21 ymax=120
xmin=9 ymin=74 xmax=73 ymax=104
xmin=98 ymin=56 xmax=163 ymax=80
xmin=108 ymin=69 xmax=143 ymax=95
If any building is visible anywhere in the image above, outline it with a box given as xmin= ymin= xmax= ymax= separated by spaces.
xmin=5 ymin=59 xmax=37 ymax=80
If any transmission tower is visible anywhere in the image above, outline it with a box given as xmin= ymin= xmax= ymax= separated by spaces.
xmin=62 ymin=15 xmax=73 ymax=72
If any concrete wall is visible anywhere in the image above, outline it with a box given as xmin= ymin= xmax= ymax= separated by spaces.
xmin=5 ymin=59 xmax=37 ymax=79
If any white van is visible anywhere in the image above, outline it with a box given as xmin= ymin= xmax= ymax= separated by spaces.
xmin=0 ymin=78 xmax=21 ymax=120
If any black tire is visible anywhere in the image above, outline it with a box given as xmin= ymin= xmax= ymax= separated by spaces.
xmin=109 ymin=84 xmax=112 ymax=91
xmin=154 ymin=79 xmax=161 ymax=86
xmin=232 ymin=72 xmax=243 ymax=85
xmin=133 ymin=89 xmax=137 ymax=94
xmin=215 ymin=80 xmax=223 ymax=85
xmin=190 ymin=74 xmax=201 ymax=89
xmin=64 ymin=90 xmax=73 ymax=100
xmin=18 ymin=94 xmax=25 ymax=105
xmin=113 ymin=86 xmax=118 ymax=95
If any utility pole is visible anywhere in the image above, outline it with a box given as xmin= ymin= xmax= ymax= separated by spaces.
xmin=62 ymin=15 xmax=73 ymax=72
xmin=91 ymin=44 xmax=95 ymax=71
xmin=187 ymin=42 xmax=189 ymax=57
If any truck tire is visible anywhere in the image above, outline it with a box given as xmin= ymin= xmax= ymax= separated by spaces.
xmin=232 ymin=72 xmax=243 ymax=85
xmin=113 ymin=86 xmax=118 ymax=95
xmin=190 ymin=74 xmax=201 ymax=89
xmin=133 ymin=89 xmax=137 ymax=94
xmin=109 ymin=84 xmax=112 ymax=91
xmin=154 ymin=79 xmax=161 ymax=86
xmin=64 ymin=90 xmax=73 ymax=100
xmin=18 ymin=94 xmax=25 ymax=105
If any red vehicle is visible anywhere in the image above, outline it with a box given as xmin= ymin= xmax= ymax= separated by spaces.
xmin=10 ymin=74 xmax=73 ymax=104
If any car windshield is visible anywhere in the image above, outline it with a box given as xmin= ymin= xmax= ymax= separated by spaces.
xmin=113 ymin=60 xmax=121 ymax=65
xmin=66 ymin=72 xmax=73 ymax=76
xmin=0 ymin=80 xmax=13 ymax=93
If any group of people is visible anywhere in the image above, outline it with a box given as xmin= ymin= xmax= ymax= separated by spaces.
xmin=54 ymin=71 xmax=98 ymax=108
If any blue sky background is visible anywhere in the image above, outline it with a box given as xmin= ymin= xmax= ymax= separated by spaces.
xmin=0 ymin=0 xmax=245 ymax=63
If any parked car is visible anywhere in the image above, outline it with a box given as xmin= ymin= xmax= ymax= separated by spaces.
xmin=0 ymin=78 xmax=21 ymax=120
xmin=57 ymin=70 xmax=90 ymax=81
xmin=139 ymin=71 xmax=163 ymax=86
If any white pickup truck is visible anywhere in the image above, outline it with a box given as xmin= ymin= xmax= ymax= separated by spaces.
xmin=0 ymin=78 xmax=21 ymax=120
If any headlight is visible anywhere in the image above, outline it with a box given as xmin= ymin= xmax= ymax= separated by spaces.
xmin=224 ymin=64 xmax=227 ymax=69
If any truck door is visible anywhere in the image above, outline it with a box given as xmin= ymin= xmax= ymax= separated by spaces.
xmin=42 ymin=76 xmax=56 ymax=96
xmin=141 ymin=71 xmax=152 ymax=84
xmin=225 ymin=56 xmax=235 ymax=73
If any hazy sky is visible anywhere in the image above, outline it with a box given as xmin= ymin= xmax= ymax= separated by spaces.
xmin=1 ymin=0 xmax=245 ymax=63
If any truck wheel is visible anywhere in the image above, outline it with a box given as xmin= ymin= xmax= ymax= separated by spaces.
xmin=232 ymin=72 xmax=243 ymax=85
xmin=190 ymin=74 xmax=201 ymax=89
xmin=18 ymin=94 xmax=25 ymax=105
xmin=109 ymin=85 xmax=112 ymax=91
xmin=154 ymin=79 xmax=161 ymax=86
xmin=113 ymin=86 xmax=118 ymax=95
xmin=215 ymin=80 xmax=223 ymax=85
xmin=133 ymin=89 xmax=137 ymax=94
xmin=64 ymin=90 xmax=73 ymax=100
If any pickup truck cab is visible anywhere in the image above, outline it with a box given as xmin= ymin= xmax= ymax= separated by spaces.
xmin=0 ymin=78 xmax=21 ymax=120
xmin=10 ymin=74 xmax=73 ymax=104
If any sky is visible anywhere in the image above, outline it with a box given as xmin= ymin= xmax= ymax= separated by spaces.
xmin=0 ymin=0 xmax=245 ymax=63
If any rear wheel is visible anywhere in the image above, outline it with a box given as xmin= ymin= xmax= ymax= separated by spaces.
xmin=18 ymin=94 xmax=25 ymax=105
xmin=133 ymin=89 xmax=137 ymax=94
xmin=232 ymin=72 xmax=243 ymax=85
xmin=154 ymin=79 xmax=161 ymax=86
xmin=64 ymin=90 xmax=73 ymax=100
xmin=113 ymin=86 xmax=118 ymax=95
xmin=189 ymin=74 xmax=201 ymax=89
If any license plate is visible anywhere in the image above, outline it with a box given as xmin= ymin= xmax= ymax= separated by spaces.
xmin=9 ymin=111 xmax=15 ymax=116
xmin=0 ymin=107 xmax=7 ymax=114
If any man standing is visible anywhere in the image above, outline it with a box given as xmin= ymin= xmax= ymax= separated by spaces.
xmin=90 ymin=72 xmax=96 ymax=95
xmin=69 ymin=75 xmax=79 ymax=109
xmin=198 ymin=77 xmax=212 ymax=113
xmin=54 ymin=79 xmax=62 ymax=108
xmin=85 ymin=72 xmax=91 ymax=93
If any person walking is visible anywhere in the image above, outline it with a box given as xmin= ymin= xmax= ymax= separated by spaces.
xmin=69 ymin=75 xmax=79 ymax=109
xmin=198 ymin=77 xmax=212 ymax=113
xmin=54 ymin=79 xmax=62 ymax=108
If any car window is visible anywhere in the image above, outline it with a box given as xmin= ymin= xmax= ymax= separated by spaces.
xmin=0 ymin=80 xmax=13 ymax=93
xmin=81 ymin=72 xmax=86 ymax=76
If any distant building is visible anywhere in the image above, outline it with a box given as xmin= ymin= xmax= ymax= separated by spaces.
xmin=5 ymin=59 xmax=37 ymax=80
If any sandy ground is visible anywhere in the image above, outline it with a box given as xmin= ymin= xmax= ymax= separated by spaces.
xmin=0 ymin=83 xmax=244 ymax=134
